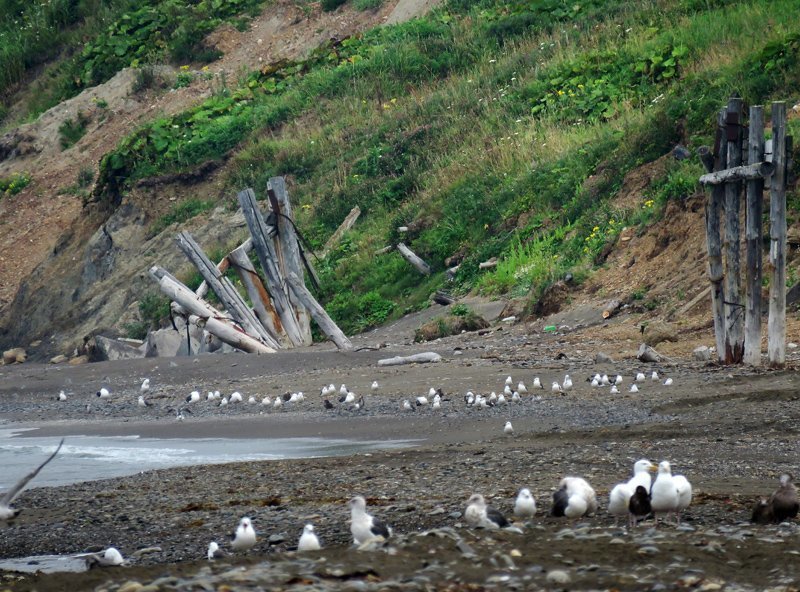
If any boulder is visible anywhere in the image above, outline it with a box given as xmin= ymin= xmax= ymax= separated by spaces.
xmin=693 ymin=345 xmax=712 ymax=362
xmin=145 ymin=328 xmax=183 ymax=358
xmin=49 ymin=354 xmax=68 ymax=364
xmin=94 ymin=335 xmax=146 ymax=361
xmin=594 ymin=352 xmax=615 ymax=364
xmin=2 ymin=347 xmax=27 ymax=365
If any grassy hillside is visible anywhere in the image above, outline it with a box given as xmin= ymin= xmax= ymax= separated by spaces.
xmin=13 ymin=0 xmax=800 ymax=337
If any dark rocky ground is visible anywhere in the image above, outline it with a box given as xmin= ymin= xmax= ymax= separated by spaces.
xmin=1 ymin=314 xmax=800 ymax=591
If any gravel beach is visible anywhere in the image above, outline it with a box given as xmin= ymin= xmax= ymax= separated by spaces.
xmin=1 ymin=317 xmax=800 ymax=592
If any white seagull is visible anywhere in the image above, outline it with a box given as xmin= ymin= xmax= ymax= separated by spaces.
xmin=230 ymin=392 xmax=243 ymax=404
xmin=96 ymin=387 xmax=111 ymax=399
xmin=1 ymin=439 xmax=64 ymax=521
xmin=610 ymin=385 xmax=619 ymax=394
xmin=636 ymin=372 xmax=646 ymax=382
xmin=207 ymin=541 xmax=225 ymax=560
xmin=553 ymin=477 xmax=597 ymax=519
xmin=664 ymin=378 xmax=674 ymax=386
xmin=533 ymin=377 xmax=542 ymax=389
xmin=673 ymin=472 xmax=692 ymax=524
xmin=138 ymin=395 xmax=152 ymax=408
xmin=514 ymin=488 xmax=536 ymax=519
xmin=186 ymin=390 xmax=200 ymax=404
xmin=349 ymin=496 xmax=392 ymax=545
xmin=80 ymin=547 xmax=125 ymax=567
xmin=140 ymin=379 xmax=150 ymax=394
xmin=505 ymin=376 xmax=513 ymax=386
xmin=58 ymin=390 xmax=67 ymax=401
xmin=464 ymin=494 xmax=513 ymax=530
xmin=629 ymin=384 xmax=639 ymax=393
xmin=651 ymin=370 xmax=659 ymax=381
xmin=297 ymin=524 xmax=321 ymax=551
xmin=231 ymin=517 xmax=257 ymax=552
xmin=601 ymin=374 xmax=611 ymax=386
xmin=552 ymin=381 xmax=563 ymax=393
xmin=517 ymin=381 xmax=528 ymax=394
xmin=562 ymin=375 xmax=573 ymax=391
xmin=504 ymin=421 xmax=514 ymax=435
xmin=402 ymin=400 xmax=413 ymax=411
xmin=607 ymin=459 xmax=655 ymax=526
xmin=371 ymin=381 xmax=379 ymax=392
xmin=650 ymin=461 xmax=679 ymax=525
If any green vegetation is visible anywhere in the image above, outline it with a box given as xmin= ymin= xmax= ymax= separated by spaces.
xmin=0 ymin=0 xmax=267 ymax=125
xmin=124 ymin=292 xmax=171 ymax=339
xmin=58 ymin=111 xmax=90 ymax=149
xmin=17 ymin=0 xmax=797 ymax=335
xmin=415 ymin=310 xmax=489 ymax=342
xmin=0 ymin=171 xmax=30 ymax=196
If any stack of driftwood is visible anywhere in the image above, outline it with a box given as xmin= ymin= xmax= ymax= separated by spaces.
xmin=149 ymin=177 xmax=352 ymax=354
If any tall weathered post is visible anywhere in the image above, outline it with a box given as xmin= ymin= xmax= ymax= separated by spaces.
xmin=743 ymin=106 xmax=765 ymax=366
xmin=723 ymin=97 xmax=744 ymax=363
xmin=768 ymin=102 xmax=787 ymax=367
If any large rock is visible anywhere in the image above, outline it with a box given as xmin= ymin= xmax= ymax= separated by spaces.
xmin=693 ymin=345 xmax=712 ymax=361
xmin=94 ymin=335 xmax=145 ymax=361
xmin=146 ymin=319 xmax=203 ymax=357
xmin=2 ymin=347 xmax=27 ymax=365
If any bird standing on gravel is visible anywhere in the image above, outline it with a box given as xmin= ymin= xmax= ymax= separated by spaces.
xmin=138 ymin=395 xmax=152 ymax=408
xmin=348 ymin=496 xmax=392 ymax=545
xmin=552 ymin=477 xmax=597 ymax=519
xmin=563 ymin=374 xmax=573 ymax=391
xmin=1 ymin=439 xmax=64 ymax=522
xmin=608 ymin=459 xmax=655 ymax=525
xmin=140 ymin=378 xmax=150 ymax=394
xmin=465 ymin=493 xmax=510 ymax=529
xmin=58 ymin=390 xmax=67 ymax=401
xmin=504 ymin=421 xmax=514 ymax=435
xmin=97 ymin=387 xmax=111 ymax=399
xmin=514 ymin=488 xmax=536 ymax=519
xmin=207 ymin=541 xmax=225 ymax=560
xmin=533 ymin=377 xmax=543 ymax=389
xmin=650 ymin=461 xmax=678 ymax=525
xmin=298 ymin=524 xmax=321 ymax=551
xmin=231 ymin=517 xmax=257 ymax=552
xmin=771 ymin=474 xmax=799 ymax=522
xmin=371 ymin=381 xmax=379 ymax=392
xmin=628 ymin=485 xmax=652 ymax=527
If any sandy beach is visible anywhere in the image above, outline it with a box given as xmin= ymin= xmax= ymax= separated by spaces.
xmin=1 ymin=318 xmax=800 ymax=591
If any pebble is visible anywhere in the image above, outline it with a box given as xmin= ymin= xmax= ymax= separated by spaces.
xmin=546 ymin=570 xmax=571 ymax=585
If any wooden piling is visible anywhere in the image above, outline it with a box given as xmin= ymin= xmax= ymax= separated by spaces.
xmin=744 ymin=105 xmax=765 ymax=366
xmin=723 ymin=97 xmax=744 ymax=364
xmin=285 ymin=272 xmax=353 ymax=351
xmin=768 ymin=101 xmax=787 ymax=367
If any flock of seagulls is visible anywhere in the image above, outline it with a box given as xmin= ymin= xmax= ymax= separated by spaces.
xmin=6 ymin=367 xmax=794 ymax=569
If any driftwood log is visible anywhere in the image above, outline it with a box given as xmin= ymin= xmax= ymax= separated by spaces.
xmin=397 ymin=242 xmax=431 ymax=275
xmin=285 ymin=272 xmax=353 ymax=351
xmin=320 ymin=206 xmax=361 ymax=258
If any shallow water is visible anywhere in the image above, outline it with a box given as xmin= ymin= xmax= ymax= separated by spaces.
xmin=0 ymin=554 xmax=89 ymax=574
xmin=0 ymin=428 xmax=417 ymax=488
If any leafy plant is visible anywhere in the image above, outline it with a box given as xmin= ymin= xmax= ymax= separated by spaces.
xmin=0 ymin=172 xmax=31 ymax=196
xmin=354 ymin=0 xmax=383 ymax=10
xmin=58 ymin=111 xmax=90 ymax=149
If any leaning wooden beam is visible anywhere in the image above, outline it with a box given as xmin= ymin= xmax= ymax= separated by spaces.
xmin=397 ymin=242 xmax=431 ymax=275
xmin=285 ymin=271 xmax=353 ymax=351
xmin=175 ymin=232 xmax=274 ymax=346
xmin=320 ymin=206 xmax=361 ymax=258
xmin=228 ymin=245 xmax=288 ymax=349
xmin=237 ymin=188 xmax=306 ymax=347
xmin=723 ymin=97 xmax=744 ymax=364
xmin=699 ymin=161 xmax=774 ymax=185
xmin=744 ymin=105 xmax=765 ymax=366
xmin=148 ymin=266 xmax=275 ymax=354
xmin=768 ymin=101 xmax=787 ymax=367
xmin=268 ymin=177 xmax=312 ymax=346
xmin=196 ymin=238 xmax=252 ymax=299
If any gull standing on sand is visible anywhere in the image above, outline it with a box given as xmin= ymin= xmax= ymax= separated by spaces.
xmin=514 ymin=488 xmax=536 ymax=519
xmin=232 ymin=517 xmax=257 ymax=552
xmin=517 ymin=381 xmax=528 ymax=395
xmin=298 ymin=524 xmax=321 ymax=551
xmin=186 ymin=390 xmax=201 ymax=404
xmin=650 ymin=461 xmax=679 ymax=525
xmin=608 ymin=459 xmax=655 ymax=524
xmin=664 ymin=378 xmax=674 ymax=386
xmin=651 ymin=370 xmax=659 ymax=381
xmin=552 ymin=381 xmax=562 ymax=393
xmin=533 ymin=377 xmax=542 ymax=389
xmin=636 ymin=372 xmax=646 ymax=382
xmin=753 ymin=474 xmax=799 ymax=523
xmin=552 ymin=477 xmax=597 ymax=519
xmin=465 ymin=494 xmax=514 ymax=530
xmin=141 ymin=379 xmax=150 ymax=394
xmin=58 ymin=390 xmax=67 ymax=401
xmin=505 ymin=376 xmax=513 ymax=386
xmin=1 ymin=439 xmax=64 ymax=521
xmin=97 ymin=387 xmax=111 ymax=399
xmin=348 ymin=496 xmax=392 ymax=544
xmin=673 ymin=471 xmax=692 ymax=524
xmin=371 ymin=381 xmax=379 ymax=392
xmin=138 ymin=395 xmax=152 ymax=408
xmin=563 ymin=375 xmax=573 ymax=392
xmin=504 ymin=421 xmax=514 ymax=435
xmin=629 ymin=384 xmax=639 ymax=393
xmin=207 ymin=541 xmax=225 ymax=560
